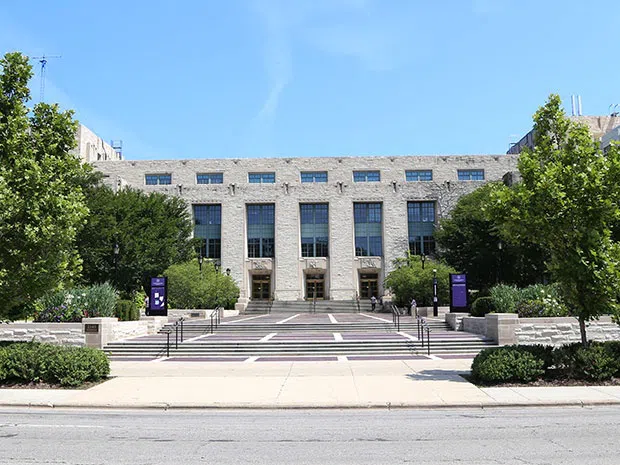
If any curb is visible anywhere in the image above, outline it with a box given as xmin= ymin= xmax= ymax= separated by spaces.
xmin=2 ymin=399 xmax=620 ymax=410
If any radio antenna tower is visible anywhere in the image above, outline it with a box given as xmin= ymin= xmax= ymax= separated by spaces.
xmin=30 ymin=55 xmax=61 ymax=102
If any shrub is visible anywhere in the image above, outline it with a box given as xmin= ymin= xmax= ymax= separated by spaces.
xmin=471 ymin=347 xmax=545 ymax=384
xmin=165 ymin=260 xmax=239 ymax=309
xmin=553 ymin=342 xmax=619 ymax=381
xmin=508 ymin=344 xmax=555 ymax=370
xmin=35 ymin=284 xmax=118 ymax=322
xmin=489 ymin=285 xmax=519 ymax=313
xmin=470 ymin=297 xmax=496 ymax=317
xmin=115 ymin=299 xmax=139 ymax=321
xmin=0 ymin=342 xmax=109 ymax=387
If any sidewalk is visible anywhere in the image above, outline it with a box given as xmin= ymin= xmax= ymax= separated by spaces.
xmin=2 ymin=358 xmax=620 ymax=409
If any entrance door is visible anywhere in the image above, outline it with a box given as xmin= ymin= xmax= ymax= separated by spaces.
xmin=305 ymin=274 xmax=325 ymax=300
xmin=359 ymin=273 xmax=379 ymax=299
xmin=251 ymin=275 xmax=271 ymax=300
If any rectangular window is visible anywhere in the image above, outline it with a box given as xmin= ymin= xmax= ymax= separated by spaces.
xmin=457 ymin=169 xmax=485 ymax=181
xmin=300 ymin=171 xmax=328 ymax=183
xmin=247 ymin=204 xmax=275 ymax=258
xmin=145 ymin=174 xmax=172 ymax=185
xmin=300 ymin=204 xmax=329 ymax=257
xmin=407 ymin=201 xmax=435 ymax=256
xmin=248 ymin=172 xmax=276 ymax=184
xmin=405 ymin=170 xmax=433 ymax=182
xmin=353 ymin=170 xmax=380 ymax=182
xmin=193 ymin=204 xmax=222 ymax=259
xmin=354 ymin=203 xmax=382 ymax=256
xmin=197 ymin=173 xmax=223 ymax=184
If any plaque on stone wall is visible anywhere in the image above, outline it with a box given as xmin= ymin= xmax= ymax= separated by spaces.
xmin=84 ymin=324 xmax=99 ymax=334
xmin=359 ymin=258 xmax=380 ymax=269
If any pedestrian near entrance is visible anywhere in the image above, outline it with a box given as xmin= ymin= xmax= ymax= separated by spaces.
xmin=371 ymin=295 xmax=377 ymax=312
xmin=410 ymin=297 xmax=417 ymax=317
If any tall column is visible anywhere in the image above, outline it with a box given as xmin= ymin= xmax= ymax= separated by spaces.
xmin=329 ymin=195 xmax=355 ymax=300
xmin=275 ymin=195 xmax=301 ymax=300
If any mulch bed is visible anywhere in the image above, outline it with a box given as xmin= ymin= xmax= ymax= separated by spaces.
xmin=0 ymin=379 xmax=109 ymax=390
xmin=462 ymin=373 xmax=620 ymax=388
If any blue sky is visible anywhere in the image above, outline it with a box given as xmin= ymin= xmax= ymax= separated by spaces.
xmin=1 ymin=0 xmax=619 ymax=160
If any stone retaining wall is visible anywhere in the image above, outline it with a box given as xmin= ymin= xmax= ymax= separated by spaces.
xmin=516 ymin=316 xmax=620 ymax=346
xmin=462 ymin=317 xmax=487 ymax=336
xmin=446 ymin=313 xmax=465 ymax=331
xmin=0 ymin=323 xmax=84 ymax=346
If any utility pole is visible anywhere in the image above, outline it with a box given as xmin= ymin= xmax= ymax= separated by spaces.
xmin=30 ymin=55 xmax=61 ymax=102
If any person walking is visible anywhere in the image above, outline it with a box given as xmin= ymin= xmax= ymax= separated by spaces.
xmin=410 ymin=297 xmax=417 ymax=317
xmin=371 ymin=295 xmax=377 ymax=312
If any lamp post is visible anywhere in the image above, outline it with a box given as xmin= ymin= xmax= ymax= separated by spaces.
xmin=198 ymin=254 xmax=203 ymax=275
xmin=113 ymin=243 xmax=120 ymax=285
xmin=215 ymin=263 xmax=221 ymax=274
xmin=497 ymin=240 xmax=503 ymax=284
xmin=226 ymin=268 xmax=231 ymax=276
xmin=432 ymin=268 xmax=438 ymax=317
xmin=421 ymin=254 xmax=426 ymax=270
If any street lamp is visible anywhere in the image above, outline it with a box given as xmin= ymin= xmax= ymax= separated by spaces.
xmin=113 ymin=243 xmax=120 ymax=284
xmin=226 ymin=268 xmax=231 ymax=276
xmin=497 ymin=240 xmax=503 ymax=284
xmin=432 ymin=268 xmax=438 ymax=317
xmin=214 ymin=263 xmax=221 ymax=274
xmin=198 ymin=254 xmax=204 ymax=274
xmin=421 ymin=254 xmax=426 ymax=270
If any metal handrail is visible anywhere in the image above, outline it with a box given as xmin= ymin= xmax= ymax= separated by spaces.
xmin=164 ymin=328 xmax=172 ymax=357
xmin=419 ymin=318 xmax=431 ymax=355
xmin=391 ymin=304 xmax=401 ymax=332
xmin=356 ymin=292 xmax=361 ymax=313
xmin=209 ymin=307 xmax=222 ymax=334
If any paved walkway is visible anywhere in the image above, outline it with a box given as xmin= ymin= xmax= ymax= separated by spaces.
xmin=2 ymin=358 xmax=620 ymax=409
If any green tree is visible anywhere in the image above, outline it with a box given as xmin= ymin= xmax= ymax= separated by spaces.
xmin=76 ymin=185 xmax=195 ymax=296
xmin=492 ymin=94 xmax=620 ymax=345
xmin=0 ymin=52 xmax=91 ymax=319
xmin=384 ymin=255 xmax=457 ymax=308
xmin=165 ymin=260 xmax=239 ymax=309
xmin=434 ymin=182 xmax=548 ymax=291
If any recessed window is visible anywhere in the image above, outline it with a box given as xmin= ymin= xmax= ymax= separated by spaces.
xmin=145 ymin=174 xmax=172 ymax=185
xmin=405 ymin=170 xmax=433 ymax=182
xmin=407 ymin=202 xmax=436 ymax=256
xmin=354 ymin=203 xmax=382 ymax=257
xmin=249 ymin=172 xmax=276 ymax=184
xmin=300 ymin=204 xmax=329 ymax=257
xmin=247 ymin=204 xmax=275 ymax=258
xmin=193 ymin=204 xmax=222 ymax=259
xmin=457 ymin=169 xmax=485 ymax=181
xmin=197 ymin=173 xmax=223 ymax=184
xmin=301 ymin=171 xmax=328 ymax=183
xmin=353 ymin=170 xmax=380 ymax=182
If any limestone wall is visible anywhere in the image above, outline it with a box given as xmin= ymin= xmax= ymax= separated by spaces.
xmin=462 ymin=317 xmax=487 ymax=336
xmin=0 ymin=323 xmax=84 ymax=346
xmin=516 ymin=316 xmax=620 ymax=346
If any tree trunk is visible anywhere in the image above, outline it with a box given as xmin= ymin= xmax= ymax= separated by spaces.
xmin=578 ymin=316 xmax=588 ymax=347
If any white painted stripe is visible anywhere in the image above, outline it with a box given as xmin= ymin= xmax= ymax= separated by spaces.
xmin=223 ymin=314 xmax=269 ymax=324
xmin=338 ymin=355 xmax=347 ymax=362
xmin=183 ymin=334 xmax=209 ymax=343
xmin=397 ymin=331 xmax=418 ymax=342
xmin=276 ymin=314 xmax=300 ymax=324
xmin=244 ymin=356 xmax=259 ymax=363
xmin=333 ymin=332 xmax=343 ymax=342
xmin=360 ymin=312 xmax=392 ymax=323
xmin=152 ymin=357 xmax=169 ymax=363
xmin=328 ymin=313 xmax=338 ymax=324
xmin=260 ymin=332 xmax=277 ymax=342
xmin=427 ymin=354 xmax=441 ymax=360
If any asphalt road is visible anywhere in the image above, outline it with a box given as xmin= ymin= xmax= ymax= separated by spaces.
xmin=1 ymin=407 xmax=619 ymax=464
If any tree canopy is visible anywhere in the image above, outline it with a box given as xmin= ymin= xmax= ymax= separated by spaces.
xmin=0 ymin=52 xmax=91 ymax=319
xmin=434 ymin=182 xmax=548 ymax=291
xmin=76 ymin=184 xmax=195 ymax=296
xmin=492 ymin=94 xmax=620 ymax=345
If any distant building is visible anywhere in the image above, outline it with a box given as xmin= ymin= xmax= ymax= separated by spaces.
xmin=72 ymin=124 xmax=121 ymax=163
xmin=601 ymin=125 xmax=620 ymax=154
xmin=507 ymin=115 xmax=620 ymax=154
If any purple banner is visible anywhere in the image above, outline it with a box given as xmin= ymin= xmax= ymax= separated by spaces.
xmin=149 ymin=277 xmax=168 ymax=315
xmin=450 ymin=274 xmax=467 ymax=309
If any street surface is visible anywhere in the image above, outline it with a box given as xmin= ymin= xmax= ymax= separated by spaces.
xmin=1 ymin=406 xmax=619 ymax=464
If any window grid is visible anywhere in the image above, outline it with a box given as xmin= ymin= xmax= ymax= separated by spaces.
xmin=193 ymin=204 xmax=222 ymax=259
xmin=247 ymin=204 xmax=275 ymax=258
xmin=249 ymin=172 xmax=276 ymax=184
xmin=407 ymin=201 xmax=435 ymax=256
xmin=197 ymin=173 xmax=223 ymax=184
xmin=145 ymin=174 xmax=172 ymax=185
xmin=354 ymin=203 xmax=382 ymax=257
xmin=353 ymin=171 xmax=381 ymax=182
xmin=300 ymin=171 xmax=328 ymax=183
xmin=405 ymin=170 xmax=433 ymax=182
xmin=300 ymin=204 xmax=329 ymax=257
xmin=457 ymin=169 xmax=485 ymax=181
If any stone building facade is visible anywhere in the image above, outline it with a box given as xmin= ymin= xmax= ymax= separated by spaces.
xmin=73 ymin=124 xmax=121 ymax=163
xmin=94 ymin=154 xmax=518 ymax=309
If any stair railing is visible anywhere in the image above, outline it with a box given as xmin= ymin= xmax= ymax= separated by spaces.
xmin=209 ymin=307 xmax=222 ymax=334
xmin=391 ymin=304 xmax=401 ymax=332
xmin=356 ymin=292 xmax=361 ymax=313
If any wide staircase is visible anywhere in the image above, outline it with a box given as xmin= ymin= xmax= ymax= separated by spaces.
xmin=104 ymin=312 xmax=498 ymax=359
xmin=244 ymin=300 xmax=374 ymax=314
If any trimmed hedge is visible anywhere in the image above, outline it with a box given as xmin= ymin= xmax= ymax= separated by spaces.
xmin=472 ymin=342 xmax=620 ymax=385
xmin=470 ymin=297 xmax=496 ymax=317
xmin=0 ymin=342 xmax=110 ymax=387
xmin=115 ymin=299 xmax=140 ymax=321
